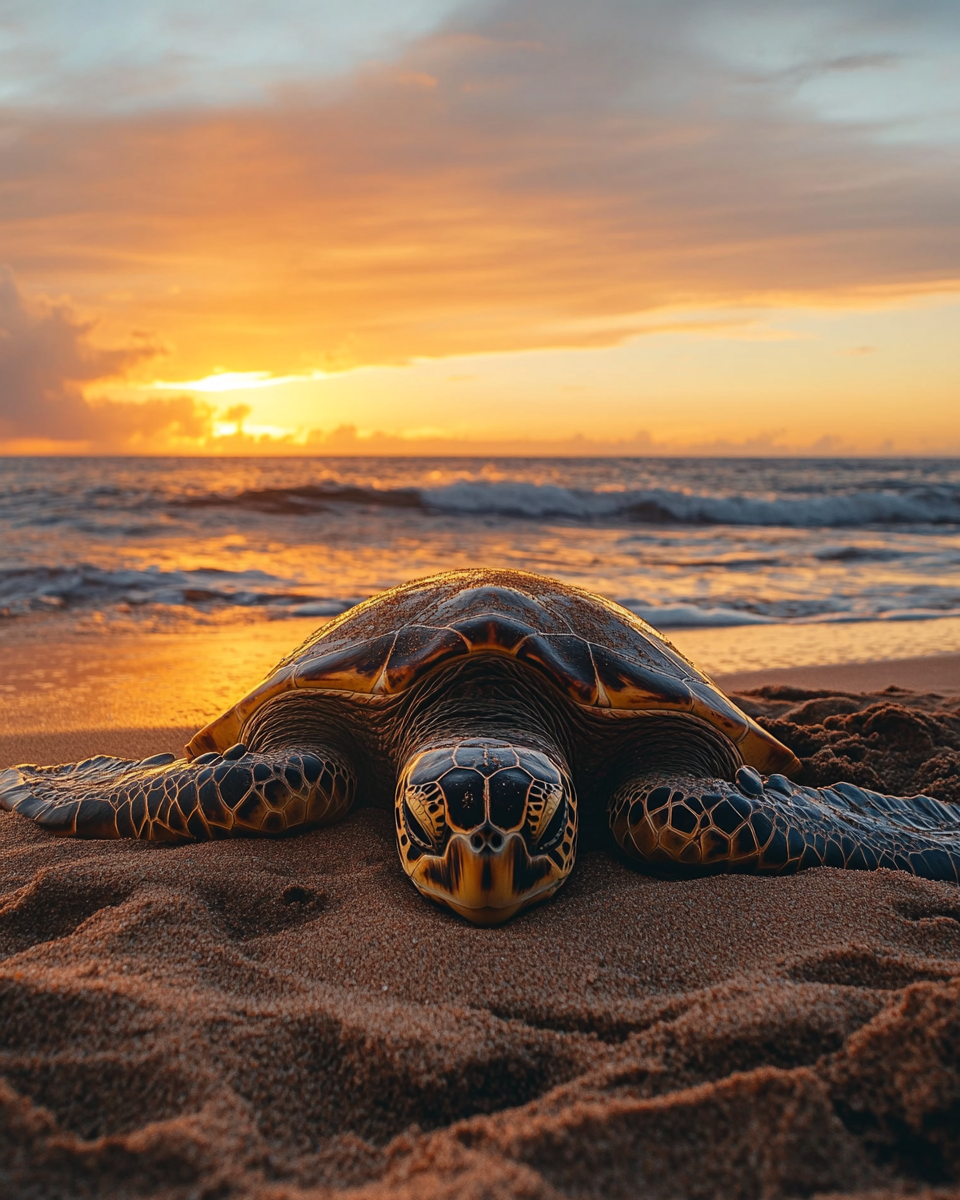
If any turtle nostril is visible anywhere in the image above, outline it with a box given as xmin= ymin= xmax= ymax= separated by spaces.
xmin=490 ymin=832 xmax=503 ymax=849
xmin=470 ymin=833 xmax=483 ymax=850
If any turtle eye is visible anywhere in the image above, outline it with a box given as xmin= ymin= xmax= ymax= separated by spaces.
xmin=402 ymin=782 xmax=447 ymax=850
xmin=525 ymin=780 xmax=567 ymax=850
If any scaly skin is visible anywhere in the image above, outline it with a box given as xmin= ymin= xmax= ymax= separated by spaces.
xmin=609 ymin=766 xmax=960 ymax=882
xmin=0 ymin=744 xmax=354 ymax=842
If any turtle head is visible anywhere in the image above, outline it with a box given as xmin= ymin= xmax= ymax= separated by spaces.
xmin=395 ymin=739 xmax=577 ymax=925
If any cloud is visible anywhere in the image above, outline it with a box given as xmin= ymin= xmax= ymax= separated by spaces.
xmin=0 ymin=0 xmax=467 ymax=113
xmin=301 ymin=424 xmax=880 ymax=458
xmin=0 ymin=0 xmax=957 ymax=376
xmin=0 ymin=267 xmax=212 ymax=448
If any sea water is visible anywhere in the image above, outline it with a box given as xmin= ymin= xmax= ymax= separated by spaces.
xmin=2 ymin=456 xmax=960 ymax=672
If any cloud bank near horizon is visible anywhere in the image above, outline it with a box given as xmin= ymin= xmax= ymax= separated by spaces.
xmin=0 ymin=269 xmax=213 ymax=449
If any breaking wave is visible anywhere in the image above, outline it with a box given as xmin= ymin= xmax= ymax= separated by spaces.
xmin=4 ymin=564 xmax=959 ymax=630
xmin=3 ymin=457 xmax=960 ymax=634
xmin=180 ymin=479 xmax=960 ymax=528
xmin=0 ymin=565 xmax=357 ymax=620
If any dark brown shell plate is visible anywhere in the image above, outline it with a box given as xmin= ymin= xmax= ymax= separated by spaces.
xmin=187 ymin=569 xmax=797 ymax=773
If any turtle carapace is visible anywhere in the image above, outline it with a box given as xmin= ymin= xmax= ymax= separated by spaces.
xmin=3 ymin=570 xmax=960 ymax=925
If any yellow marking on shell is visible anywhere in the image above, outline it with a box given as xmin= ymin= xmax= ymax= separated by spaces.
xmin=688 ymin=680 xmax=747 ymax=741
xmin=371 ymin=657 xmax=391 ymax=694
xmin=602 ymin=685 xmax=693 ymax=711
xmin=293 ymin=634 xmax=397 ymax=694
xmin=738 ymin=722 xmax=800 ymax=775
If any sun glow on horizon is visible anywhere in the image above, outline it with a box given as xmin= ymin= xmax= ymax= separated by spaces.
xmin=151 ymin=370 xmax=330 ymax=394
xmin=115 ymin=296 xmax=959 ymax=456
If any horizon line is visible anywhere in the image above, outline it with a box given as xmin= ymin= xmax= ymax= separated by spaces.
xmin=2 ymin=450 xmax=959 ymax=462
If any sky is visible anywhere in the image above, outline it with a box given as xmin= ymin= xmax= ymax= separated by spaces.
xmin=0 ymin=0 xmax=958 ymax=455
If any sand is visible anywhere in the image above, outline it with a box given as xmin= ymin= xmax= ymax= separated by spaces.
xmin=3 ymin=632 xmax=960 ymax=1198
xmin=717 ymin=653 xmax=960 ymax=696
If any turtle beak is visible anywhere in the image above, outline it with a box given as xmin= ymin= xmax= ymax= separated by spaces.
xmin=409 ymin=827 xmax=565 ymax=926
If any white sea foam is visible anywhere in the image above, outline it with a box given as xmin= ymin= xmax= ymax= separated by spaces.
xmin=290 ymin=599 xmax=355 ymax=616
xmin=618 ymin=602 xmax=776 ymax=628
xmin=422 ymin=480 xmax=960 ymax=527
xmin=2 ymin=457 xmax=959 ymax=634
xmin=626 ymin=603 xmax=960 ymax=631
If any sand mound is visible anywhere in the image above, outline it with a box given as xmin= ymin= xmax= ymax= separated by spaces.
xmin=736 ymin=687 xmax=960 ymax=804
xmin=3 ymin=689 xmax=960 ymax=1199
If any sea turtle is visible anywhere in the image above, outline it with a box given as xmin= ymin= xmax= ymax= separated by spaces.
xmin=3 ymin=569 xmax=959 ymax=924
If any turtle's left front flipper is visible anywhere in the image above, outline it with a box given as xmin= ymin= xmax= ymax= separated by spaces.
xmin=0 ymin=745 xmax=355 ymax=842
xmin=609 ymin=767 xmax=960 ymax=883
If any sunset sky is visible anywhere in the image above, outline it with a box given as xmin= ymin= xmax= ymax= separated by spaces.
xmin=1 ymin=0 xmax=958 ymax=454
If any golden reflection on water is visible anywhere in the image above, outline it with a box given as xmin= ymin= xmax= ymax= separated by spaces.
xmin=0 ymin=619 xmax=321 ymax=735
xmin=3 ymin=613 xmax=960 ymax=738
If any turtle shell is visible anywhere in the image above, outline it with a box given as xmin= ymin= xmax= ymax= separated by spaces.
xmin=187 ymin=569 xmax=799 ymax=774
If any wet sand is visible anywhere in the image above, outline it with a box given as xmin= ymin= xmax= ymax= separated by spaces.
xmin=3 ymin=631 xmax=960 ymax=1198
xmin=717 ymin=652 xmax=960 ymax=696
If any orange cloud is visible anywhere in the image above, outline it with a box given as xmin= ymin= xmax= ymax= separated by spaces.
xmin=302 ymin=425 xmax=860 ymax=458
xmin=1 ymin=1 xmax=957 ymax=384
xmin=0 ymin=267 xmax=212 ymax=450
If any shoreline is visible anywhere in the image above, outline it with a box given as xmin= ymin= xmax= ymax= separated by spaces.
xmin=716 ymin=651 xmax=960 ymax=696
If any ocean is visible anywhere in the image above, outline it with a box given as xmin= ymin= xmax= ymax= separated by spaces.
xmin=2 ymin=456 xmax=960 ymax=672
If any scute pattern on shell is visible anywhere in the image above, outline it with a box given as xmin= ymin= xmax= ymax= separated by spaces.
xmin=187 ymin=569 xmax=797 ymax=774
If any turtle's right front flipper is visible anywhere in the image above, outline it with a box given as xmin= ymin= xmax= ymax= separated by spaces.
xmin=0 ymin=745 xmax=356 ymax=842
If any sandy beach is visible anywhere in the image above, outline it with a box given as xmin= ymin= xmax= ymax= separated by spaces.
xmin=2 ymin=621 xmax=960 ymax=1199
